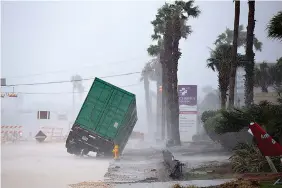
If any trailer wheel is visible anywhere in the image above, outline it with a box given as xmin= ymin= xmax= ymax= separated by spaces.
xmin=74 ymin=150 xmax=82 ymax=156
xmin=103 ymin=151 xmax=113 ymax=157
xmin=96 ymin=152 xmax=104 ymax=157
xmin=69 ymin=146 xmax=81 ymax=156
xmin=67 ymin=147 xmax=74 ymax=154
xmin=81 ymin=148 xmax=89 ymax=156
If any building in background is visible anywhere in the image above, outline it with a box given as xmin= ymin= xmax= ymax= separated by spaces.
xmin=235 ymin=67 xmax=245 ymax=107
xmin=235 ymin=62 xmax=277 ymax=107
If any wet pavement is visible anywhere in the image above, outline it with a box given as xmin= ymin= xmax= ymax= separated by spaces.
xmin=113 ymin=179 xmax=233 ymax=188
xmin=103 ymin=140 xmax=231 ymax=186
xmin=104 ymin=141 xmax=167 ymax=183
xmin=1 ymin=142 xmax=110 ymax=188
xmin=68 ymin=179 xmax=233 ymax=188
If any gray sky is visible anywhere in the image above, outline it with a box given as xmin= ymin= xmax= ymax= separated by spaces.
xmin=1 ymin=1 xmax=282 ymax=132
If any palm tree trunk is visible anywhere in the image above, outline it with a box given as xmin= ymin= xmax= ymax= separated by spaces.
xmin=170 ymin=15 xmax=181 ymax=146
xmin=245 ymin=0 xmax=256 ymax=107
xmin=156 ymin=80 xmax=162 ymax=140
xmin=160 ymin=52 xmax=166 ymax=141
xmin=144 ymin=75 xmax=151 ymax=127
xmin=261 ymin=85 xmax=268 ymax=93
xmin=155 ymin=56 xmax=163 ymax=141
xmin=228 ymin=0 xmax=240 ymax=109
xmin=220 ymin=90 xmax=227 ymax=109
xmin=163 ymin=18 xmax=173 ymax=142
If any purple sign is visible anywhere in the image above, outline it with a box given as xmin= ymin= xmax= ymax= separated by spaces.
xmin=178 ymin=85 xmax=197 ymax=106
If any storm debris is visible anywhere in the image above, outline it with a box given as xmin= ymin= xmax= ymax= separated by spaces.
xmin=69 ymin=181 xmax=113 ymax=188
xmin=173 ymin=179 xmax=261 ymax=188
xmin=209 ymin=179 xmax=260 ymax=188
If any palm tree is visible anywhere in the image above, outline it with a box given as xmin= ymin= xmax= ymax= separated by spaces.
xmin=254 ymin=62 xmax=274 ymax=93
xmin=267 ymin=11 xmax=282 ymax=41
xmin=71 ymin=75 xmax=84 ymax=99
xmin=272 ymin=57 xmax=282 ymax=94
xmin=140 ymin=59 xmax=158 ymax=128
xmin=170 ymin=0 xmax=200 ymax=145
xmin=229 ymin=0 xmax=240 ymax=109
xmin=146 ymin=1 xmax=200 ymax=144
xmin=214 ymin=24 xmax=262 ymax=108
xmin=214 ymin=25 xmax=262 ymax=51
xmin=207 ymin=44 xmax=232 ymax=109
xmin=245 ymin=0 xmax=256 ymax=107
xmin=70 ymin=75 xmax=84 ymax=130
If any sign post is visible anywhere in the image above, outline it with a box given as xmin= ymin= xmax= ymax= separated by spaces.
xmin=178 ymin=85 xmax=197 ymax=142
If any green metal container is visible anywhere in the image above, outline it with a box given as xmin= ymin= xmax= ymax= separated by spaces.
xmin=66 ymin=78 xmax=138 ymax=156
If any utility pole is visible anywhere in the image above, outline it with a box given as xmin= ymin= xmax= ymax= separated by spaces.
xmin=71 ymin=86 xmax=75 ymax=131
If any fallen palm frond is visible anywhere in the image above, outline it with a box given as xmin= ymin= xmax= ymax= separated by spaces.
xmin=68 ymin=181 xmax=113 ymax=188
xmin=230 ymin=143 xmax=281 ymax=173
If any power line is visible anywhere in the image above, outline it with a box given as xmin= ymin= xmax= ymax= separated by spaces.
xmin=2 ymin=71 xmax=150 ymax=87
xmin=4 ymin=57 xmax=148 ymax=79
xmin=12 ymin=83 xmax=142 ymax=95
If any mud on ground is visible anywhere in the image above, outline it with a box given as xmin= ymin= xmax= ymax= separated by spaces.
xmin=104 ymin=141 xmax=231 ymax=184
xmin=104 ymin=147 xmax=170 ymax=183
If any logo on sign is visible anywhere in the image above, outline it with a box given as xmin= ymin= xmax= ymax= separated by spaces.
xmin=179 ymin=88 xmax=188 ymax=96
xmin=261 ymin=133 xmax=270 ymax=139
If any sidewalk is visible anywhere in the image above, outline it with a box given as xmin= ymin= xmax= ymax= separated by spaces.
xmin=69 ymin=179 xmax=233 ymax=188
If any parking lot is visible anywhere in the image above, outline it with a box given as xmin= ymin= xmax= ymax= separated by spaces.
xmin=1 ymin=142 xmax=110 ymax=188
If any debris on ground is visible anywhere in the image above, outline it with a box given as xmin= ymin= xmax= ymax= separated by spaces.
xmin=68 ymin=181 xmax=113 ymax=188
xmin=210 ymin=179 xmax=260 ymax=188
xmin=173 ymin=179 xmax=261 ymax=188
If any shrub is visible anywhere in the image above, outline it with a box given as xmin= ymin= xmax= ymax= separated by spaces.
xmin=201 ymin=110 xmax=219 ymax=123
xmin=203 ymin=113 xmax=222 ymax=142
xmin=215 ymin=101 xmax=282 ymax=144
xmin=230 ymin=143 xmax=282 ymax=173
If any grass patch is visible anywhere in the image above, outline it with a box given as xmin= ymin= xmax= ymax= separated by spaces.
xmin=173 ymin=181 xmax=282 ymax=188
xmin=260 ymin=182 xmax=282 ymax=188
xmin=184 ymin=171 xmax=235 ymax=180
xmin=184 ymin=162 xmax=235 ymax=181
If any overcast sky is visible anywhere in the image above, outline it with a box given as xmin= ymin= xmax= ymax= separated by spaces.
xmin=1 ymin=1 xmax=282 ymax=132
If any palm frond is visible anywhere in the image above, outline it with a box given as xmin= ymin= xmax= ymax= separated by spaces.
xmin=253 ymin=36 xmax=263 ymax=51
xmin=147 ymin=44 xmax=160 ymax=57
xmin=206 ymin=60 xmax=217 ymax=72
xmin=267 ymin=11 xmax=282 ymax=40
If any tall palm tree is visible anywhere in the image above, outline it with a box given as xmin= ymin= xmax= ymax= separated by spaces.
xmin=170 ymin=0 xmax=200 ymax=145
xmin=214 ymin=24 xmax=262 ymax=108
xmin=70 ymin=75 xmax=84 ymax=129
xmin=267 ymin=11 xmax=282 ymax=41
xmin=146 ymin=1 xmax=200 ymax=143
xmin=245 ymin=0 xmax=256 ymax=107
xmin=140 ymin=59 xmax=158 ymax=128
xmin=207 ymin=44 xmax=232 ymax=109
xmin=229 ymin=0 xmax=240 ymax=109
xmin=146 ymin=44 xmax=164 ymax=140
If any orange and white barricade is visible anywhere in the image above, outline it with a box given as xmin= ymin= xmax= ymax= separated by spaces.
xmin=1 ymin=125 xmax=23 ymax=143
xmin=40 ymin=126 xmax=64 ymax=142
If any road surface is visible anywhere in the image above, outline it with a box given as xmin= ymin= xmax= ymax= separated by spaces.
xmin=1 ymin=142 xmax=110 ymax=188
